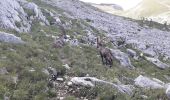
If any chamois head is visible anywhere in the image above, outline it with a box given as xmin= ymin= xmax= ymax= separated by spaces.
xmin=97 ymin=36 xmax=105 ymax=48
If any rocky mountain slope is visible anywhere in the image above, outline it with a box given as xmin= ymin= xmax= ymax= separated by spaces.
xmin=0 ymin=0 xmax=170 ymax=99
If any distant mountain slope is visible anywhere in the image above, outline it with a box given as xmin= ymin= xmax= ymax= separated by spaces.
xmin=124 ymin=0 xmax=170 ymax=23
xmin=91 ymin=0 xmax=170 ymax=23
xmin=125 ymin=0 xmax=169 ymax=17
xmin=91 ymin=3 xmax=123 ymax=15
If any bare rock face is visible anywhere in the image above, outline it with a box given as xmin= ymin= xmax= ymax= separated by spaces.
xmin=0 ymin=0 xmax=26 ymax=32
xmin=0 ymin=0 xmax=49 ymax=32
xmin=0 ymin=32 xmax=24 ymax=44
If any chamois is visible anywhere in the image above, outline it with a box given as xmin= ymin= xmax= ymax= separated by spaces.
xmin=97 ymin=36 xmax=113 ymax=67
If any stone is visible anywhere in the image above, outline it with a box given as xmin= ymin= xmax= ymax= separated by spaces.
xmin=143 ymin=49 xmax=157 ymax=57
xmin=111 ymin=49 xmax=134 ymax=69
xmin=0 ymin=32 xmax=24 ymax=44
xmin=69 ymin=39 xmax=79 ymax=46
xmin=71 ymin=77 xmax=95 ymax=87
xmin=47 ymin=67 xmax=57 ymax=75
xmin=134 ymin=75 xmax=164 ymax=89
xmin=70 ymin=77 xmax=134 ymax=95
xmin=57 ymin=78 xmax=64 ymax=82
xmin=145 ymin=57 xmax=169 ymax=69
xmin=59 ymin=97 xmax=64 ymax=100
xmin=4 ymin=96 xmax=10 ymax=100
xmin=140 ymin=95 xmax=148 ymax=99
xmin=55 ymin=16 xmax=61 ymax=23
xmin=63 ymin=64 xmax=71 ymax=70
xmin=165 ymin=84 xmax=170 ymax=99
xmin=67 ymin=81 xmax=73 ymax=86
xmin=116 ymin=85 xmax=134 ymax=95
xmin=29 ymin=68 xmax=35 ymax=72
xmin=0 ymin=67 xmax=8 ymax=75
xmin=127 ymin=49 xmax=137 ymax=58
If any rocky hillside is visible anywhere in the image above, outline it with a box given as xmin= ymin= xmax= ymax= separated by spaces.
xmin=0 ymin=0 xmax=170 ymax=99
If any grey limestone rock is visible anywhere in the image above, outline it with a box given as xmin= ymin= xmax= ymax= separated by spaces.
xmin=0 ymin=32 xmax=24 ymax=44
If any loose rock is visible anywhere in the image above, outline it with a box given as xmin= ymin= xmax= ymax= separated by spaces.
xmin=134 ymin=75 xmax=164 ymax=89
xmin=0 ymin=32 xmax=24 ymax=44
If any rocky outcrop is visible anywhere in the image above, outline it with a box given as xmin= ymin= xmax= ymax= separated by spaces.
xmin=0 ymin=32 xmax=24 ymax=44
xmin=145 ymin=57 xmax=169 ymax=69
xmin=70 ymin=77 xmax=134 ymax=95
xmin=21 ymin=1 xmax=49 ymax=25
xmin=134 ymin=75 xmax=165 ymax=89
xmin=0 ymin=0 xmax=49 ymax=32
xmin=0 ymin=0 xmax=27 ymax=32
xmin=111 ymin=49 xmax=134 ymax=69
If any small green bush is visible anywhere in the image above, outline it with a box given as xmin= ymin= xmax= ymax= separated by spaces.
xmin=24 ymin=9 xmax=36 ymax=17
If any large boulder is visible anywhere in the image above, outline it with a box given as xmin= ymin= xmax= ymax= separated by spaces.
xmin=143 ymin=48 xmax=157 ymax=57
xmin=145 ymin=57 xmax=169 ymax=69
xmin=0 ymin=32 xmax=24 ymax=44
xmin=134 ymin=75 xmax=164 ymax=89
xmin=165 ymin=84 xmax=170 ymax=99
xmin=111 ymin=49 xmax=134 ymax=69
xmin=70 ymin=77 xmax=134 ymax=95
xmin=70 ymin=77 xmax=95 ymax=87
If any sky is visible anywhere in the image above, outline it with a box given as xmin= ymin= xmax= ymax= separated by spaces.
xmin=80 ymin=0 xmax=143 ymax=10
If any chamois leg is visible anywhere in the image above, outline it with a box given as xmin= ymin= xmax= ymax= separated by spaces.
xmin=100 ymin=53 xmax=105 ymax=65
xmin=105 ymin=57 xmax=109 ymax=65
xmin=105 ymin=56 xmax=113 ymax=67
xmin=108 ymin=59 xmax=113 ymax=68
